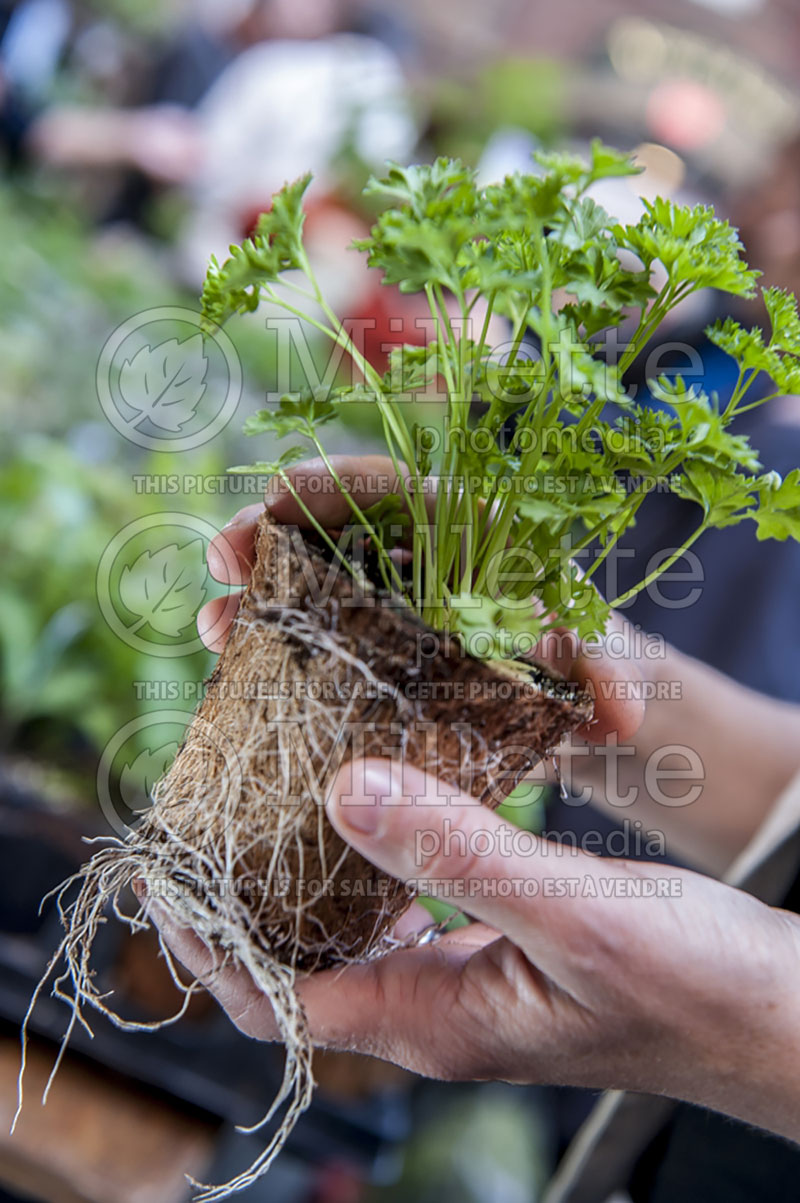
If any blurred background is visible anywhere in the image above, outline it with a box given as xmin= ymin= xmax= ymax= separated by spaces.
xmin=2 ymin=0 xmax=800 ymax=1200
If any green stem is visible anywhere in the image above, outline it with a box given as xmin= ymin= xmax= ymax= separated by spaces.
xmin=427 ymin=282 xmax=461 ymax=624
xmin=723 ymin=367 xmax=762 ymax=418
xmin=734 ymin=391 xmax=782 ymax=415
xmin=609 ymin=524 xmax=706 ymax=608
xmin=617 ymin=284 xmax=680 ymax=377
xmin=581 ymin=489 xmax=649 ymax=583
xmin=292 ymin=255 xmax=433 ymax=608
xmin=277 ymin=472 xmax=356 ymax=580
xmin=578 ymin=443 xmax=690 ymax=582
xmin=310 ymin=438 xmax=407 ymax=597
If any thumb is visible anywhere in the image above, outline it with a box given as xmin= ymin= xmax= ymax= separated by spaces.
xmin=326 ymin=757 xmax=603 ymax=981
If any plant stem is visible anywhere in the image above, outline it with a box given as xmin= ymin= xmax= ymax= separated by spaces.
xmin=310 ymin=439 xmax=408 ymax=597
xmin=609 ymin=524 xmax=706 ymax=608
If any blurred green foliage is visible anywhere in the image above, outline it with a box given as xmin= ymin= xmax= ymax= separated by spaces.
xmin=0 ymin=184 xmax=182 ymax=440
xmin=0 ymin=436 xmax=224 ymax=802
xmin=368 ymin=1084 xmax=549 ymax=1203
xmin=0 ymin=183 xmax=283 ymax=808
xmin=427 ymin=57 xmax=565 ymax=164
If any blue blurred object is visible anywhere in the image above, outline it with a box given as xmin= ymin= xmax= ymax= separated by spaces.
xmin=0 ymin=0 xmax=70 ymax=98
xmin=611 ymin=333 xmax=800 ymax=700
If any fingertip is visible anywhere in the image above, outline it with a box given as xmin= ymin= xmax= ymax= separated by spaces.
xmin=197 ymin=592 xmax=243 ymax=653
xmin=326 ymin=757 xmax=394 ymax=838
xmin=573 ymin=648 xmax=645 ymax=743
xmin=207 ymin=506 xmax=262 ymax=584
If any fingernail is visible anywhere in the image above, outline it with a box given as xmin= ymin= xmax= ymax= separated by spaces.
xmin=221 ymin=512 xmax=249 ymax=532
xmin=329 ymin=763 xmax=393 ymax=835
xmin=264 ymin=478 xmax=288 ymax=510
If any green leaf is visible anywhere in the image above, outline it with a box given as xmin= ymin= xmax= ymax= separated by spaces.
xmin=227 ymin=445 xmax=307 ymax=476
xmin=586 ymin=138 xmax=642 ymax=182
xmin=383 ymin=342 xmax=443 ymax=394
xmin=707 ymin=305 xmax=800 ymax=397
xmin=751 ymin=468 xmax=800 ymax=541
xmin=243 ymin=387 xmax=341 ymax=440
xmin=671 ymin=463 xmax=758 ymax=527
xmin=362 ymin=158 xmax=477 ymax=221
xmin=649 ymin=375 xmax=762 ymax=470
xmin=201 ymin=173 xmax=313 ymax=326
xmin=616 ymin=199 xmax=759 ymax=298
xmin=763 ymin=287 xmax=800 ymax=354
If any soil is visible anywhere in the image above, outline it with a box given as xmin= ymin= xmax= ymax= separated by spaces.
xmin=144 ymin=511 xmax=594 ymax=973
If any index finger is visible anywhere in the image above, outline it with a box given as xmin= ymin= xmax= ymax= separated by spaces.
xmin=265 ymin=453 xmax=411 ymax=527
xmin=206 ymin=455 xmax=415 ymax=585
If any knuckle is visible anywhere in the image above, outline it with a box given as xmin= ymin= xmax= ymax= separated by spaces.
xmin=214 ymin=973 xmax=273 ymax=1040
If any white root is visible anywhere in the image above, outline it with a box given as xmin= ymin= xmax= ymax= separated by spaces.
xmin=16 ymin=541 xmax=572 ymax=1198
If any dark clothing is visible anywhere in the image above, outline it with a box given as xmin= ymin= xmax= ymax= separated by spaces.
xmin=609 ymin=341 xmax=800 ymax=702
xmin=609 ymin=341 xmax=800 ymax=1201
xmin=631 ymin=1114 xmax=800 ymax=1203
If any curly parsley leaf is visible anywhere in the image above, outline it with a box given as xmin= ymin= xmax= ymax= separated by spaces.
xmin=752 ymin=469 xmax=800 ymax=541
xmin=201 ymin=174 xmax=312 ymax=327
xmin=202 ymin=141 xmax=800 ymax=652
xmin=616 ymin=199 xmax=759 ymax=297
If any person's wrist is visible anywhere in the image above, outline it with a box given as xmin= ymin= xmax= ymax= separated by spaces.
xmin=673 ymin=904 xmax=800 ymax=1139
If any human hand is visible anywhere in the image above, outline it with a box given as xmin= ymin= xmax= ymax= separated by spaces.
xmin=27 ymin=104 xmax=203 ymax=183
xmin=150 ymin=754 xmax=800 ymax=1141
xmin=151 ymin=453 xmax=800 ymax=1138
xmin=125 ymin=105 xmax=204 ymax=183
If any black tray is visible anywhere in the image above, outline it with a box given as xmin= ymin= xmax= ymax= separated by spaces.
xmin=0 ymin=774 xmax=411 ymax=1177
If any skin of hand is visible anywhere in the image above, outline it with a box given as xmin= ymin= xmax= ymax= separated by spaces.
xmin=28 ymin=104 xmax=203 ymax=183
xmin=150 ymin=760 xmax=800 ymax=1142
xmin=149 ymin=454 xmax=800 ymax=1142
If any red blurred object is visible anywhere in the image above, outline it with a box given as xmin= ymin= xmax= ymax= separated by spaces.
xmin=646 ymin=78 xmax=727 ymax=151
xmin=311 ymin=1159 xmax=366 ymax=1203
xmin=349 ymin=278 xmax=433 ymax=374
xmin=239 ymin=195 xmax=431 ymax=374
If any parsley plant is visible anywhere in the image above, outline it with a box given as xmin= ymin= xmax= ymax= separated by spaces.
xmin=201 ymin=142 xmax=800 ymax=663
